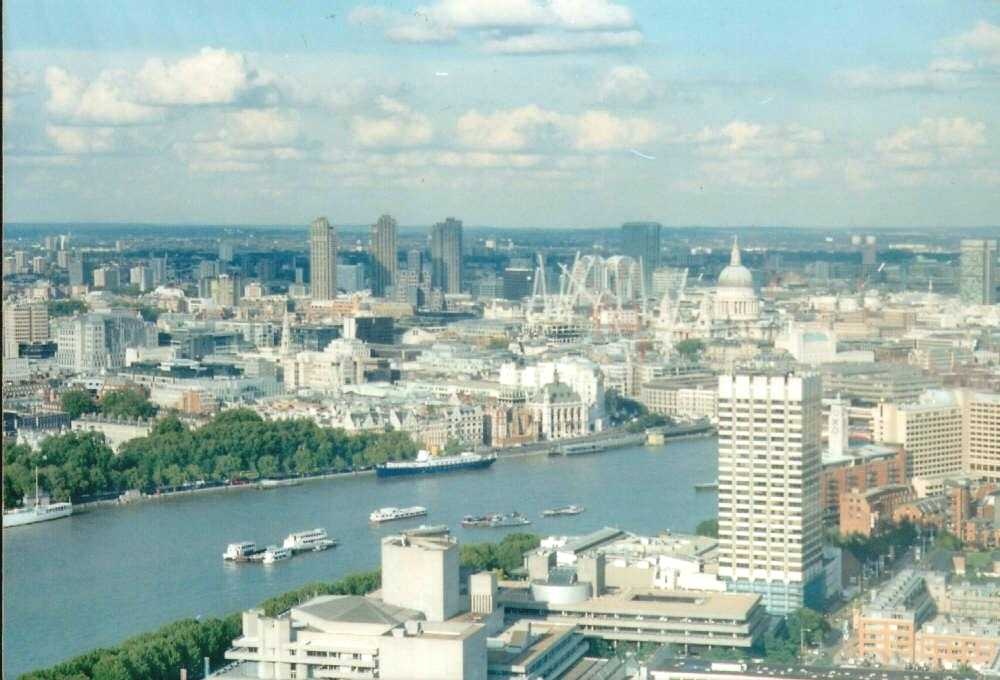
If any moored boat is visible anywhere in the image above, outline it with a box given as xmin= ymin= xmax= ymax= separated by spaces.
xmin=3 ymin=467 xmax=74 ymax=529
xmin=282 ymin=528 xmax=336 ymax=552
xmin=261 ymin=546 xmax=292 ymax=564
xmin=257 ymin=478 xmax=302 ymax=490
xmin=369 ymin=506 xmax=428 ymax=523
xmin=462 ymin=512 xmax=531 ymax=528
xmin=560 ymin=442 xmax=603 ymax=456
xmin=223 ymin=541 xmax=264 ymax=562
xmin=376 ymin=451 xmax=496 ymax=478
xmin=694 ymin=480 xmax=719 ymax=491
xmin=542 ymin=505 xmax=584 ymax=517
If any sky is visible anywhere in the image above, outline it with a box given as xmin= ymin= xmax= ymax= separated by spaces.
xmin=3 ymin=0 xmax=999 ymax=228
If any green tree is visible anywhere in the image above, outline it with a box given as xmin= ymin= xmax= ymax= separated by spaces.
xmin=61 ymin=389 xmax=99 ymax=419
xmin=101 ymin=388 xmax=157 ymax=419
xmin=934 ymin=530 xmax=963 ymax=551
xmin=47 ymin=299 xmax=88 ymax=317
xmin=675 ymin=338 xmax=704 ymax=358
xmin=695 ymin=518 xmax=719 ymax=538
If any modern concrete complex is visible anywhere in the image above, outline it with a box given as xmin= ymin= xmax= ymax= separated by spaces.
xmin=717 ymin=373 xmax=825 ymax=614
xmin=2 ymin=301 xmax=49 ymax=358
xmin=309 ymin=217 xmax=337 ymax=301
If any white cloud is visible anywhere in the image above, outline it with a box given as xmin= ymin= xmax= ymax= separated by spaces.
xmin=457 ymin=105 xmax=567 ymax=150
xmin=425 ymin=0 xmax=634 ymax=31
xmin=351 ymin=96 xmax=433 ymax=147
xmin=693 ymin=121 xmax=825 ymax=159
xmin=573 ymin=110 xmax=656 ymax=150
xmin=352 ymin=0 xmax=640 ymax=52
xmin=482 ymin=29 xmax=642 ymax=54
xmin=838 ymin=21 xmax=1000 ymax=92
xmin=46 ymin=125 xmax=117 ymax=154
xmin=876 ymin=116 xmax=986 ymax=168
xmin=597 ymin=65 xmax=660 ymax=106
xmin=136 ymin=48 xmax=273 ymax=106
xmin=45 ymin=66 xmax=162 ymax=124
xmin=457 ymin=105 xmax=655 ymax=151
xmin=944 ymin=20 xmax=1000 ymax=60
xmin=219 ymin=109 xmax=302 ymax=148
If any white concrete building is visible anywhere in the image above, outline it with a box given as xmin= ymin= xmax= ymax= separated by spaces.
xmin=500 ymin=358 xmax=605 ymax=432
xmin=282 ymin=339 xmax=370 ymax=394
xmin=717 ymin=373 xmax=825 ymax=614
xmin=55 ymin=310 xmax=157 ymax=372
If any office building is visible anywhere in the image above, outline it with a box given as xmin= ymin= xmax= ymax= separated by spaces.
xmin=93 ymin=266 xmax=120 ymax=290
xmin=431 ymin=217 xmax=463 ymax=294
xmin=211 ymin=274 xmax=241 ymax=307
xmin=130 ymin=265 xmax=154 ymax=292
xmin=371 ymin=214 xmax=398 ymax=297
xmin=219 ymin=240 xmax=235 ymax=263
xmin=621 ymin=221 xmax=662 ymax=290
xmin=55 ymin=310 xmax=156 ymax=372
xmin=967 ymin=392 xmax=1000 ymax=483
xmin=502 ymin=267 xmax=534 ymax=301
xmin=336 ymin=263 xmax=365 ymax=293
xmin=407 ymin=248 xmax=424 ymax=276
xmin=717 ymin=373 xmax=825 ymax=614
xmin=959 ymin=238 xmax=997 ymax=305
xmin=310 ymin=216 xmax=337 ymax=300
xmin=68 ymin=256 xmax=87 ymax=287
xmin=873 ymin=390 xmax=964 ymax=485
xmin=3 ymin=302 xmax=50 ymax=358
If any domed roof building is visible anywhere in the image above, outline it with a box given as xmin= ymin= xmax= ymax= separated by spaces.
xmin=714 ymin=237 xmax=761 ymax=322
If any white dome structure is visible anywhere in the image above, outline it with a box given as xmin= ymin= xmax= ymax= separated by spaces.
xmin=714 ymin=237 xmax=760 ymax=321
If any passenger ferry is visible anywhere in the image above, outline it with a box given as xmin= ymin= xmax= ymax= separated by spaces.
xmin=282 ymin=528 xmax=337 ymax=552
xmin=3 ymin=469 xmax=74 ymax=529
xmin=261 ymin=546 xmax=292 ymax=564
xmin=223 ymin=542 xmax=264 ymax=562
xmin=257 ymin=478 xmax=302 ymax=490
xmin=369 ymin=506 xmax=428 ymax=523
xmin=375 ymin=451 xmax=496 ymax=478
xmin=461 ymin=512 xmax=531 ymax=528
xmin=542 ymin=505 xmax=585 ymax=517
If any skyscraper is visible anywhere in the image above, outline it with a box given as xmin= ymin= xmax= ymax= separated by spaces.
xmin=621 ymin=222 xmax=662 ymax=291
xmin=431 ymin=217 xmax=463 ymax=294
xmin=717 ymin=373 xmax=825 ymax=614
xmin=960 ymin=238 xmax=997 ymax=305
xmin=309 ymin=217 xmax=337 ymax=300
xmin=371 ymin=214 xmax=398 ymax=297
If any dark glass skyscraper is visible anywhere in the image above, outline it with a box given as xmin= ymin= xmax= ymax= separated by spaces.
xmin=431 ymin=217 xmax=463 ymax=294
xmin=621 ymin=221 xmax=662 ymax=291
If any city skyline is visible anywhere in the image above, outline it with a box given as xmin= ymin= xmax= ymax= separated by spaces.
xmin=4 ymin=1 xmax=999 ymax=228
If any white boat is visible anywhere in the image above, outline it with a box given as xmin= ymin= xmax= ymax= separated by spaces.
xmin=369 ymin=506 xmax=428 ymax=523
xmin=3 ymin=467 xmax=74 ymax=529
xmin=257 ymin=478 xmax=302 ymax=490
xmin=223 ymin=541 xmax=262 ymax=561
xmin=542 ymin=505 xmax=585 ymax=517
xmin=282 ymin=528 xmax=336 ymax=552
xmin=261 ymin=546 xmax=292 ymax=564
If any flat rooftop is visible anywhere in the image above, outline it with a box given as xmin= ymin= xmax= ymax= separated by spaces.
xmin=822 ymin=443 xmax=900 ymax=467
xmin=487 ymin=622 xmax=576 ymax=669
xmin=381 ymin=534 xmax=457 ymax=551
xmin=500 ymin=583 xmax=761 ymax=620
xmin=645 ymin=656 xmax=977 ymax=680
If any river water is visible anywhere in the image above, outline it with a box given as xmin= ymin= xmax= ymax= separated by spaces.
xmin=2 ymin=438 xmax=718 ymax=678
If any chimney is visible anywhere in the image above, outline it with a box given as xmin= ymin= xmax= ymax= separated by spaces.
xmin=180 ymin=669 xmax=187 ymax=680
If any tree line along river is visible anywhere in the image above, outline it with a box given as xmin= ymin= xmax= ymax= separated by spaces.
xmin=2 ymin=437 xmax=718 ymax=678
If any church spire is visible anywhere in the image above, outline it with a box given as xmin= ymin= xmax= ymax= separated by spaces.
xmin=730 ymin=235 xmax=742 ymax=267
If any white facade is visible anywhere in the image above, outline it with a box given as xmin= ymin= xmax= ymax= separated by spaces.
xmin=55 ymin=310 xmax=156 ymax=372
xmin=717 ymin=373 xmax=825 ymax=614
xmin=499 ymin=358 xmax=605 ymax=432
xmin=282 ymin=339 xmax=370 ymax=394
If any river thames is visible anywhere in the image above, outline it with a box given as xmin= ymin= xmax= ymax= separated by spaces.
xmin=3 ymin=437 xmax=717 ymax=678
